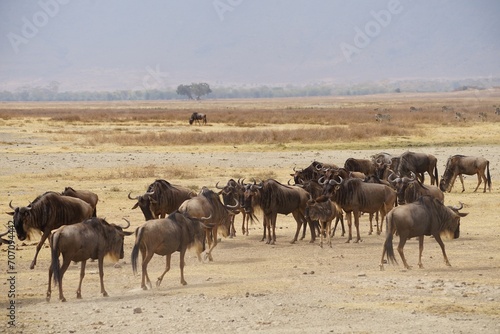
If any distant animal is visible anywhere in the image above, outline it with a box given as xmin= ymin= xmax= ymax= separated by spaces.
xmin=305 ymin=195 xmax=343 ymax=248
xmin=409 ymin=106 xmax=422 ymax=112
xmin=375 ymin=113 xmax=391 ymax=122
xmin=442 ymin=106 xmax=454 ymax=112
xmin=131 ymin=211 xmax=209 ymax=290
xmin=128 ymin=179 xmax=196 ymax=220
xmin=189 ymin=112 xmax=207 ymax=125
xmin=8 ymin=192 xmax=94 ymax=269
xmin=439 ymin=155 xmax=491 ymax=193
xmin=496 ymin=107 xmax=500 ymax=115
xmin=46 ymin=217 xmax=133 ymax=302
xmin=380 ymin=196 xmax=468 ymax=270
xmin=478 ymin=112 xmax=487 ymax=121
xmin=455 ymin=112 xmax=466 ymax=121
xmin=61 ymin=187 xmax=99 ymax=217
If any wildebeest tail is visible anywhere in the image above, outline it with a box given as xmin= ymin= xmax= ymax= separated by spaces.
xmin=50 ymin=232 xmax=62 ymax=287
xmin=486 ymin=161 xmax=492 ymax=190
xmin=433 ymin=164 xmax=439 ymax=186
xmin=384 ymin=214 xmax=397 ymax=265
xmin=131 ymin=226 xmax=144 ymax=275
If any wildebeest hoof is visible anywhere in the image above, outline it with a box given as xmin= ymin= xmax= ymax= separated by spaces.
xmin=379 ymin=265 xmax=385 ymax=271
xmin=181 ymin=280 xmax=187 ymax=286
xmin=61 ymin=297 xmax=67 ymax=302
xmin=156 ymin=279 xmax=162 ymax=287
xmin=103 ymin=292 xmax=109 ymax=297
xmin=29 ymin=262 xmax=35 ymax=270
xmin=141 ymin=286 xmax=148 ymax=291
xmin=77 ymin=293 xmax=82 ymax=299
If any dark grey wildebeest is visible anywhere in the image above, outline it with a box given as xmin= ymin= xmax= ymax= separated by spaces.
xmin=397 ymin=151 xmax=439 ymax=185
xmin=189 ymin=112 xmax=207 ymax=125
xmin=380 ymin=196 xmax=468 ymax=270
xmin=131 ymin=211 xmax=210 ymax=290
xmin=8 ymin=192 xmax=93 ymax=269
xmin=439 ymin=155 xmax=491 ymax=193
xmin=47 ymin=217 xmax=133 ymax=302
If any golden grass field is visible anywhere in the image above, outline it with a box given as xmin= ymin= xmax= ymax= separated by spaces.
xmin=1 ymin=89 xmax=499 ymax=333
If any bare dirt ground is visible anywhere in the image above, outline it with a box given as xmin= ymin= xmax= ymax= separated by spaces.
xmin=1 ymin=103 xmax=500 ymax=333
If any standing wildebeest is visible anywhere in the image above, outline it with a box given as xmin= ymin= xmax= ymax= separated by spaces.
xmin=242 ymin=179 xmax=311 ymax=245
xmin=380 ymin=196 xmax=468 ymax=270
xmin=397 ymin=151 xmax=439 ymax=185
xmin=8 ymin=192 xmax=93 ymax=269
xmin=322 ymin=177 xmax=396 ymax=243
xmin=305 ymin=195 xmax=343 ymax=248
xmin=131 ymin=211 xmax=209 ymax=290
xmin=389 ymin=172 xmax=444 ymax=205
xmin=189 ymin=112 xmax=207 ymax=125
xmin=128 ymin=179 xmax=196 ymax=220
xmin=290 ymin=161 xmax=338 ymax=184
xmin=178 ymin=187 xmax=237 ymax=261
xmin=61 ymin=187 xmax=98 ymax=217
xmin=439 ymin=155 xmax=491 ymax=193
xmin=47 ymin=217 xmax=133 ymax=302
xmin=344 ymin=158 xmax=377 ymax=176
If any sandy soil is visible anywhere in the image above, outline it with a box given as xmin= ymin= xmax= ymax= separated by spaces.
xmin=1 ymin=132 xmax=500 ymax=333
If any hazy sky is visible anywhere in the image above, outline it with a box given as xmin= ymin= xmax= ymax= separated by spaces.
xmin=1 ymin=0 xmax=499 ymax=91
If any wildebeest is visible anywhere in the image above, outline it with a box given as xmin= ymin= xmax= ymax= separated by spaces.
xmin=380 ymin=196 xmax=468 ymax=270
xmin=305 ymin=195 xmax=343 ymax=248
xmin=128 ymin=179 xmax=196 ymax=220
xmin=131 ymin=211 xmax=209 ymax=290
xmin=397 ymin=151 xmax=439 ymax=185
xmin=389 ymin=172 xmax=444 ymax=205
xmin=344 ymin=158 xmax=377 ymax=176
xmin=290 ymin=161 xmax=338 ymax=184
xmin=322 ymin=177 xmax=396 ymax=243
xmin=61 ymin=187 xmax=99 ymax=217
xmin=8 ymin=192 xmax=94 ymax=269
xmin=189 ymin=112 xmax=207 ymax=125
xmin=439 ymin=155 xmax=491 ymax=193
xmin=242 ymin=179 xmax=311 ymax=245
xmin=178 ymin=187 xmax=237 ymax=261
xmin=46 ymin=217 xmax=133 ymax=302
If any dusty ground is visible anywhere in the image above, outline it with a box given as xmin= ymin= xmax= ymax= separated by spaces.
xmin=1 ymin=109 xmax=500 ymax=333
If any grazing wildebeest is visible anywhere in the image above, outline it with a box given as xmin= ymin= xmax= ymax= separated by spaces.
xmin=242 ymin=179 xmax=311 ymax=245
xmin=397 ymin=151 xmax=439 ymax=185
xmin=380 ymin=196 xmax=468 ymax=270
xmin=178 ymin=187 xmax=238 ymax=261
xmin=128 ymin=179 xmax=196 ymax=220
xmin=305 ymin=195 xmax=343 ymax=248
xmin=131 ymin=211 xmax=210 ymax=290
xmin=8 ymin=192 xmax=93 ymax=269
xmin=322 ymin=177 xmax=396 ymax=243
xmin=344 ymin=158 xmax=377 ymax=176
xmin=189 ymin=112 xmax=207 ymax=125
xmin=46 ymin=217 xmax=133 ymax=302
xmin=389 ymin=172 xmax=444 ymax=205
xmin=439 ymin=155 xmax=491 ymax=193
xmin=61 ymin=187 xmax=99 ymax=217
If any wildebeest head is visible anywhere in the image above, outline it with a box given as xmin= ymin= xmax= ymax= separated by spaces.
xmin=242 ymin=181 xmax=263 ymax=214
xmin=128 ymin=191 xmax=155 ymax=220
xmin=101 ymin=218 xmax=134 ymax=260
xmin=446 ymin=202 xmax=468 ymax=239
xmin=7 ymin=201 xmax=33 ymax=241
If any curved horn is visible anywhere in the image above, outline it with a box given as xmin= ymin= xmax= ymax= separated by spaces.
xmin=215 ymin=181 xmax=225 ymax=190
xmin=318 ymin=176 xmax=326 ymax=185
xmin=225 ymin=198 xmax=239 ymax=210
xmin=121 ymin=218 xmax=131 ymax=229
xmin=128 ymin=192 xmax=139 ymax=200
xmin=199 ymin=214 xmax=212 ymax=221
xmin=9 ymin=200 xmax=15 ymax=209
xmin=452 ymin=202 xmax=464 ymax=211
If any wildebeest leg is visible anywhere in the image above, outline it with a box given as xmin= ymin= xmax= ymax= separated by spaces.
xmin=396 ymin=237 xmax=411 ymax=269
xmin=417 ymin=236 xmax=425 ymax=269
xmin=433 ymin=234 xmax=451 ymax=266
xmin=346 ymin=212 xmax=353 ymax=243
xmin=57 ymin=257 xmax=72 ymax=302
xmin=291 ymin=211 xmax=306 ymax=244
xmin=326 ymin=219 xmax=332 ymax=248
xmin=261 ymin=217 xmax=267 ymax=242
xmin=368 ymin=213 xmax=374 ymax=235
xmin=177 ymin=250 xmax=188 ymax=285
xmin=157 ymin=254 xmax=172 ymax=287
xmin=98 ymin=258 xmax=108 ymax=297
xmin=46 ymin=264 xmax=53 ymax=302
xmin=474 ymin=172 xmax=483 ymax=192
xmin=76 ymin=260 xmax=86 ymax=299
xmin=205 ymin=226 xmax=217 ymax=261
xmin=141 ymin=250 xmax=154 ymax=290
xmin=30 ymin=231 xmax=51 ymax=269
xmin=270 ymin=214 xmax=277 ymax=245
xmin=229 ymin=215 xmax=236 ymax=238
xmin=353 ymin=211 xmax=362 ymax=243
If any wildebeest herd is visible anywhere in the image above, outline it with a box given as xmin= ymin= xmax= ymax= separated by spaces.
xmin=4 ymin=152 xmax=492 ymax=302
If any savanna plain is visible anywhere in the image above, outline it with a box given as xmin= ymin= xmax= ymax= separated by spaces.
xmin=1 ymin=90 xmax=500 ymax=333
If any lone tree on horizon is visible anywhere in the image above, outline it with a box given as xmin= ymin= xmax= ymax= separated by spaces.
xmin=176 ymin=83 xmax=212 ymax=100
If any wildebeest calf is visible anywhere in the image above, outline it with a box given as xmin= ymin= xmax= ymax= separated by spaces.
xmin=47 ymin=217 xmax=133 ymax=302
xmin=131 ymin=211 xmax=209 ymax=290
xmin=305 ymin=195 xmax=343 ymax=248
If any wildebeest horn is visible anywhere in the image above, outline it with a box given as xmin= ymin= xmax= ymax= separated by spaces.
xmin=328 ymin=177 xmax=341 ymax=185
xmin=293 ymin=166 xmax=302 ymax=172
xmin=452 ymin=202 xmax=464 ymax=211
xmin=287 ymin=179 xmax=293 ymax=185
xmin=199 ymin=214 xmax=212 ymax=221
xmin=121 ymin=218 xmax=131 ymax=229
xmin=9 ymin=200 xmax=15 ymax=209
xmin=318 ymin=176 xmax=326 ymax=185
xmin=127 ymin=192 xmax=139 ymax=200
xmin=388 ymin=172 xmax=398 ymax=182
xmin=215 ymin=181 xmax=225 ymax=189
xmin=225 ymin=198 xmax=239 ymax=210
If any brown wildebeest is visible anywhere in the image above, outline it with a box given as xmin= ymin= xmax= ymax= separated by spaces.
xmin=61 ymin=186 xmax=99 ymax=217
xmin=189 ymin=112 xmax=207 ymax=125
xmin=290 ymin=161 xmax=338 ymax=184
xmin=8 ymin=192 xmax=93 ymax=269
xmin=128 ymin=179 xmax=196 ymax=220
xmin=242 ymin=179 xmax=311 ymax=245
xmin=322 ymin=177 xmax=396 ymax=243
xmin=380 ymin=196 xmax=468 ymax=270
xmin=389 ymin=172 xmax=444 ymax=205
xmin=47 ymin=217 xmax=133 ymax=302
xmin=131 ymin=211 xmax=210 ymax=290
xmin=178 ymin=187 xmax=238 ymax=261
xmin=344 ymin=158 xmax=377 ymax=176
xmin=305 ymin=195 xmax=343 ymax=248
xmin=398 ymin=151 xmax=439 ymax=185
xmin=439 ymin=155 xmax=491 ymax=193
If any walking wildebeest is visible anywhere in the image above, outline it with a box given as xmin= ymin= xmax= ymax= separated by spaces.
xmin=439 ymin=155 xmax=491 ymax=193
xmin=189 ymin=112 xmax=207 ymax=125
xmin=380 ymin=196 xmax=468 ymax=271
xmin=178 ymin=187 xmax=238 ymax=261
xmin=131 ymin=211 xmax=210 ymax=290
xmin=242 ymin=179 xmax=312 ymax=245
xmin=397 ymin=151 xmax=439 ymax=185
xmin=61 ymin=187 xmax=99 ymax=217
xmin=128 ymin=179 xmax=196 ymax=220
xmin=322 ymin=177 xmax=396 ymax=243
xmin=46 ymin=217 xmax=133 ymax=302
xmin=305 ymin=195 xmax=343 ymax=248
xmin=8 ymin=192 xmax=94 ymax=269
